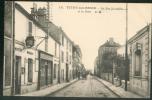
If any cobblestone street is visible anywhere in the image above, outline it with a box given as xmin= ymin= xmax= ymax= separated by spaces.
xmin=47 ymin=75 xmax=119 ymax=97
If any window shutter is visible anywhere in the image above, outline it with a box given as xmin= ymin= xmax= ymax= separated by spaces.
xmin=29 ymin=22 xmax=32 ymax=35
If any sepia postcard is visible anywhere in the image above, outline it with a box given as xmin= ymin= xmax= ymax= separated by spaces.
xmin=3 ymin=1 xmax=152 ymax=98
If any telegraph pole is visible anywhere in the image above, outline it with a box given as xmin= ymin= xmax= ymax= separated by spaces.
xmin=124 ymin=3 xmax=128 ymax=91
xmin=12 ymin=1 xmax=15 ymax=95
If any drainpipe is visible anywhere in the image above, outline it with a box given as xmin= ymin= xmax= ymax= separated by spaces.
xmin=58 ymin=43 xmax=61 ymax=84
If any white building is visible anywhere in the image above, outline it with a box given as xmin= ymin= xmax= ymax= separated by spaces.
xmin=11 ymin=3 xmax=60 ymax=95
xmin=60 ymin=29 xmax=73 ymax=83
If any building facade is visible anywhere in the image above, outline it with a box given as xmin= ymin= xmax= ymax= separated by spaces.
xmin=60 ymin=29 xmax=73 ymax=83
xmin=98 ymin=38 xmax=120 ymax=83
xmin=3 ymin=1 xmax=14 ymax=96
xmin=15 ymin=3 xmax=61 ymax=94
xmin=3 ymin=2 xmax=81 ymax=96
xmin=128 ymin=24 xmax=151 ymax=97
xmin=3 ymin=2 xmax=61 ymax=95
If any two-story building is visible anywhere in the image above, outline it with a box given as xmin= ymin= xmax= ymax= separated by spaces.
xmin=98 ymin=38 xmax=120 ymax=83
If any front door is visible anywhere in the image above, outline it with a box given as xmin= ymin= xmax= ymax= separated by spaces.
xmin=66 ymin=64 xmax=69 ymax=82
xmin=45 ymin=64 xmax=48 ymax=85
xmin=15 ymin=56 xmax=21 ymax=94
xmin=48 ymin=61 xmax=53 ymax=85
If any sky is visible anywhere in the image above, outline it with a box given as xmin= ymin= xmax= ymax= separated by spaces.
xmin=17 ymin=1 xmax=151 ymax=70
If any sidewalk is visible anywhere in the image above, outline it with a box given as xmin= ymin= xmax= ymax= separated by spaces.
xmin=15 ymin=79 xmax=78 ymax=96
xmin=95 ymin=77 xmax=144 ymax=98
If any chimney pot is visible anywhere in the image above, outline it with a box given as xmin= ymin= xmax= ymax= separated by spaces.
xmin=109 ymin=37 xmax=114 ymax=42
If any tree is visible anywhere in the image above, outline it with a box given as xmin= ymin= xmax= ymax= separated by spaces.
xmin=102 ymin=52 xmax=117 ymax=73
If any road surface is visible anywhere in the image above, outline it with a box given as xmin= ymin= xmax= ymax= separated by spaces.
xmin=47 ymin=75 xmax=119 ymax=97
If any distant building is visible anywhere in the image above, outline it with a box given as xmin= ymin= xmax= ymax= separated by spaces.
xmin=98 ymin=38 xmax=120 ymax=83
xmin=128 ymin=24 xmax=151 ymax=97
xmin=72 ymin=44 xmax=82 ymax=79
xmin=94 ymin=56 xmax=99 ymax=77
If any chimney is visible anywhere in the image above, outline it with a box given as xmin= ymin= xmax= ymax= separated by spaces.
xmin=109 ymin=37 xmax=114 ymax=42
xmin=37 ymin=7 xmax=47 ymax=26
xmin=108 ymin=37 xmax=114 ymax=45
xmin=30 ymin=3 xmax=38 ymax=20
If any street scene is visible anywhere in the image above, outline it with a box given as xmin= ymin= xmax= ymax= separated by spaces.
xmin=48 ymin=74 xmax=119 ymax=97
xmin=3 ymin=1 xmax=151 ymax=98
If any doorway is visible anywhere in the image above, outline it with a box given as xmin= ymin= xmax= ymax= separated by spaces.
xmin=66 ymin=64 xmax=69 ymax=82
xmin=15 ymin=56 xmax=21 ymax=94
xmin=48 ymin=61 xmax=53 ymax=85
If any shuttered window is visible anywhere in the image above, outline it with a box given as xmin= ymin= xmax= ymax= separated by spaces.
xmin=134 ymin=53 xmax=142 ymax=76
xmin=28 ymin=58 xmax=33 ymax=82
xmin=54 ymin=64 xmax=56 ymax=79
xmin=28 ymin=22 xmax=32 ymax=35
xmin=4 ymin=38 xmax=12 ymax=86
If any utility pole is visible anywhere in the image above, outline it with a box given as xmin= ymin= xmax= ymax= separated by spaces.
xmin=12 ymin=1 xmax=15 ymax=95
xmin=125 ymin=3 xmax=128 ymax=91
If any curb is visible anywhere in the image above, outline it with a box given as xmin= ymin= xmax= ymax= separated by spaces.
xmin=46 ymin=79 xmax=79 ymax=96
xmin=95 ymin=77 xmax=121 ymax=98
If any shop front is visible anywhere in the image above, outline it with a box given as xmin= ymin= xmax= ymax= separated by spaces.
xmin=38 ymin=50 xmax=53 ymax=90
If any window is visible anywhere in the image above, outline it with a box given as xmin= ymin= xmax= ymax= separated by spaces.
xmin=134 ymin=51 xmax=142 ymax=76
xmin=54 ymin=64 xmax=56 ymax=79
xmin=4 ymin=39 xmax=12 ymax=86
xmin=66 ymin=52 xmax=68 ymax=62
xmin=5 ymin=1 xmax=13 ymax=38
xmin=28 ymin=22 xmax=32 ymax=35
xmin=67 ymin=40 xmax=68 ymax=50
xmin=62 ymin=51 xmax=64 ymax=63
xmin=62 ymin=35 xmax=64 ymax=46
xmin=70 ymin=44 xmax=72 ymax=52
xmin=62 ymin=69 xmax=64 ymax=80
xmin=28 ymin=58 xmax=33 ymax=82
xmin=55 ymin=42 xmax=57 ymax=56
xmin=70 ymin=55 xmax=72 ymax=64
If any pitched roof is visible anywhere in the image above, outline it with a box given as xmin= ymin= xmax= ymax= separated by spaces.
xmin=128 ymin=24 xmax=151 ymax=44
xmin=101 ymin=40 xmax=120 ymax=47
